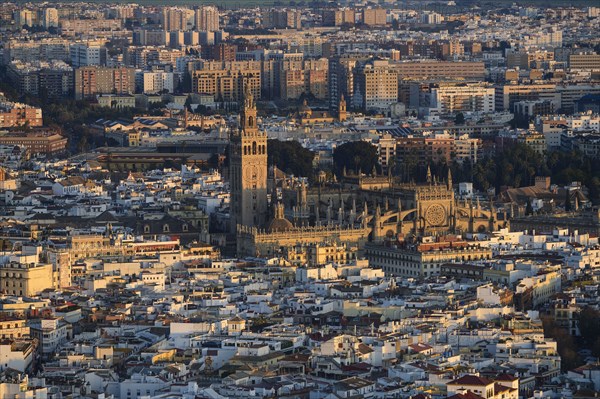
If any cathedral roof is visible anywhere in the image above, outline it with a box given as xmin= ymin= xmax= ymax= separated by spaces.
xmin=267 ymin=216 xmax=294 ymax=233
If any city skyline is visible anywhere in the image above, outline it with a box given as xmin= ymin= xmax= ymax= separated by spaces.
xmin=0 ymin=1 xmax=598 ymax=398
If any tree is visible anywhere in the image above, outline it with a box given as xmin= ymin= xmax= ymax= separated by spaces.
xmin=525 ymin=199 xmax=533 ymax=215
xmin=333 ymin=141 xmax=380 ymax=176
xmin=579 ymin=307 xmax=600 ymax=347
xmin=541 ymin=314 xmax=583 ymax=371
xmin=564 ymin=189 xmax=572 ymax=212
xmin=267 ymin=139 xmax=315 ymax=180
xmin=454 ymin=112 xmax=465 ymax=125
xmin=592 ymin=337 xmax=600 ymax=358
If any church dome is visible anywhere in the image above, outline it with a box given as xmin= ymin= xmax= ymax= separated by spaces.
xmin=267 ymin=202 xmax=294 ymax=232
xmin=267 ymin=217 xmax=294 ymax=233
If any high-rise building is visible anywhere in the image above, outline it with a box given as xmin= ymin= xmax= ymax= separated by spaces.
xmin=191 ymin=61 xmax=261 ymax=103
xmin=142 ymin=71 xmax=175 ymax=94
xmin=70 ymin=43 xmax=107 ymax=67
xmin=202 ymin=43 xmax=237 ymax=62
xmin=354 ymin=60 xmax=398 ymax=112
xmin=421 ymin=12 xmax=442 ymax=24
xmin=362 ymin=8 xmax=386 ymax=26
xmin=42 ymin=8 xmax=59 ymax=28
xmin=74 ymin=66 xmax=135 ymax=100
xmin=194 ymin=6 xmax=219 ymax=32
xmin=229 ymin=85 xmax=268 ymax=235
xmin=280 ymin=58 xmax=329 ymax=100
xmin=265 ymin=9 xmax=301 ymax=29
xmin=161 ymin=7 xmax=194 ymax=31
xmin=14 ymin=10 xmax=35 ymax=28
xmin=3 ymin=38 xmax=70 ymax=64
xmin=321 ymin=8 xmax=355 ymax=26
xmin=6 ymin=60 xmax=73 ymax=98
xmin=39 ymin=65 xmax=73 ymax=98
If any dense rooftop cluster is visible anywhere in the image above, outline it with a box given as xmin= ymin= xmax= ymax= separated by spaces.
xmin=0 ymin=1 xmax=599 ymax=399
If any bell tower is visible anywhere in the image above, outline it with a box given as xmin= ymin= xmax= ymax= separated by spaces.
xmin=338 ymin=93 xmax=347 ymax=122
xmin=229 ymin=84 xmax=268 ymax=234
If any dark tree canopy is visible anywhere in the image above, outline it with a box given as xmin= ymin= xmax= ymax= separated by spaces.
xmin=525 ymin=199 xmax=534 ymax=215
xmin=434 ymin=142 xmax=600 ymax=205
xmin=333 ymin=141 xmax=380 ymax=176
xmin=267 ymin=139 xmax=315 ymax=180
xmin=541 ymin=314 xmax=582 ymax=371
xmin=454 ymin=112 xmax=465 ymax=125
xmin=565 ymin=189 xmax=572 ymax=212
xmin=579 ymin=307 xmax=600 ymax=348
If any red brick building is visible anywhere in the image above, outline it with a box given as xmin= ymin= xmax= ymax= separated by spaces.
xmin=0 ymin=129 xmax=67 ymax=155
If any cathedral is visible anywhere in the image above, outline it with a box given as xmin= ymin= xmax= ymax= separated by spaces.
xmin=229 ymin=89 xmax=507 ymax=258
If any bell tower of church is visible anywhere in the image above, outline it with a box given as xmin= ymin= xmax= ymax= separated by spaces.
xmin=229 ymin=84 xmax=268 ymax=234
xmin=338 ymin=94 xmax=347 ymax=122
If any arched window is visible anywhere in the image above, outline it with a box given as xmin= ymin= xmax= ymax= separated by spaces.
xmin=163 ymin=224 xmax=170 ymax=233
xmin=243 ymin=146 xmax=247 ymax=155
xmin=252 ymin=142 xmax=257 ymax=155
xmin=144 ymin=225 xmax=150 ymax=233
xmin=248 ymin=116 xmax=254 ymax=127
xmin=182 ymin=224 xmax=188 ymax=232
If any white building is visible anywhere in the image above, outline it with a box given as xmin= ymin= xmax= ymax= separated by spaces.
xmin=70 ymin=43 xmax=106 ymax=67
xmin=430 ymin=84 xmax=496 ymax=114
xmin=142 ymin=71 xmax=175 ymax=94
xmin=421 ymin=12 xmax=442 ymax=24
xmin=0 ymin=341 xmax=34 ymax=372
xmin=29 ymin=318 xmax=69 ymax=357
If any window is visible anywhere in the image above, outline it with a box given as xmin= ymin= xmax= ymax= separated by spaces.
xmin=163 ymin=224 xmax=170 ymax=233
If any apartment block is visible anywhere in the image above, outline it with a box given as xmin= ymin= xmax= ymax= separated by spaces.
xmin=495 ymin=84 xmax=558 ymax=112
xmin=195 ymin=6 xmax=219 ymax=32
xmin=321 ymin=8 xmax=355 ymax=26
xmin=430 ymin=83 xmax=496 ymax=114
xmin=265 ymin=9 xmax=302 ymax=29
xmin=361 ymin=8 xmax=386 ymax=26
xmin=280 ymin=58 xmax=329 ymax=100
xmin=161 ymin=7 xmax=194 ymax=31
xmin=569 ymin=53 xmax=600 ymax=70
xmin=355 ymin=60 xmax=398 ymax=112
xmin=0 ymin=101 xmax=42 ymax=128
xmin=74 ymin=66 xmax=135 ymax=100
xmin=70 ymin=43 xmax=107 ymax=67
xmin=395 ymin=61 xmax=485 ymax=80
xmin=192 ymin=61 xmax=261 ymax=103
